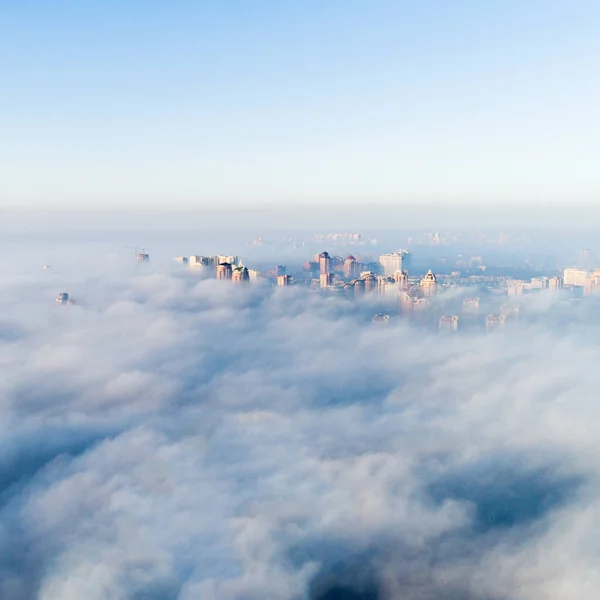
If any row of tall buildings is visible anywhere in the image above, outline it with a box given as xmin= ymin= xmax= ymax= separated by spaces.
xmin=313 ymin=250 xmax=412 ymax=278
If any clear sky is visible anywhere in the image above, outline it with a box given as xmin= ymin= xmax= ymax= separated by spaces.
xmin=2 ymin=1 xmax=600 ymax=210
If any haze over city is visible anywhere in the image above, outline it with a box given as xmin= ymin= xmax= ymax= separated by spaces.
xmin=3 ymin=2 xmax=600 ymax=600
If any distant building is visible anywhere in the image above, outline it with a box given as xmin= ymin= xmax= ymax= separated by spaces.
xmin=319 ymin=251 xmax=331 ymax=275
xmin=439 ymin=315 xmax=459 ymax=331
xmin=174 ymin=256 xmax=189 ymax=265
xmin=304 ymin=261 xmax=320 ymax=274
xmin=360 ymin=271 xmax=377 ymax=293
xmin=563 ymin=268 xmax=590 ymax=287
xmin=508 ymin=280 xmax=525 ymax=297
xmin=353 ymin=278 xmax=366 ymax=296
xmin=372 ymin=313 xmax=390 ymax=326
xmin=583 ymin=271 xmax=600 ymax=296
xmin=420 ymin=270 xmax=438 ymax=296
xmin=232 ymin=266 xmax=249 ymax=283
xmin=216 ymin=263 xmax=233 ymax=280
xmin=394 ymin=270 xmax=409 ymax=290
xmin=548 ymin=276 xmax=563 ymax=291
xmin=462 ymin=297 xmax=480 ymax=314
xmin=216 ymin=255 xmax=239 ymax=266
xmin=136 ymin=252 xmax=149 ymax=263
xmin=277 ymin=275 xmax=293 ymax=286
xmin=486 ymin=314 xmax=506 ymax=332
xmin=320 ymin=273 xmax=333 ymax=288
xmin=529 ymin=277 xmax=549 ymax=290
xmin=344 ymin=255 xmax=360 ymax=279
xmin=189 ymin=256 xmax=215 ymax=268
xmin=412 ymin=298 xmax=431 ymax=312
xmin=56 ymin=292 xmax=75 ymax=305
xmin=379 ymin=251 xmax=412 ymax=276
xmin=248 ymin=269 xmax=261 ymax=280
xmin=377 ymin=276 xmax=396 ymax=295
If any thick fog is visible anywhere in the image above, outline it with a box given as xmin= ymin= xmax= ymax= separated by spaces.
xmin=1 ymin=237 xmax=600 ymax=600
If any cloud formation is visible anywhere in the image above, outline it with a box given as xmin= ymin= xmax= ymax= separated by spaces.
xmin=0 ymin=260 xmax=598 ymax=599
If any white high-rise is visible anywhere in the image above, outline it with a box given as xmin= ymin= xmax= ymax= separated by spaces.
xmin=563 ymin=268 xmax=589 ymax=287
xmin=379 ymin=251 xmax=412 ymax=276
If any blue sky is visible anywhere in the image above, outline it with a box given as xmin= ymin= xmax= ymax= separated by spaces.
xmin=2 ymin=1 xmax=600 ymax=209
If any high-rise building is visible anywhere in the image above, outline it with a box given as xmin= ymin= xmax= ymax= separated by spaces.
xmin=319 ymin=251 xmax=331 ymax=275
xmin=529 ymin=277 xmax=549 ymax=290
xmin=360 ymin=272 xmax=377 ymax=293
xmin=420 ymin=270 xmax=437 ymax=296
xmin=508 ymin=280 xmax=525 ymax=296
xmin=548 ymin=276 xmax=563 ymax=291
xmin=320 ymin=273 xmax=333 ymax=288
xmin=439 ymin=315 xmax=459 ymax=331
xmin=379 ymin=251 xmax=412 ymax=276
xmin=248 ymin=269 xmax=261 ymax=280
xmin=216 ymin=263 xmax=233 ymax=280
xmin=377 ymin=276 xmax=396 ymax=295
xmin=344 ymin=255 xmax=360 ymax=279
xmin=189 ymin=256 xmax=215 ymax=268
xmin=56 ymin=292 xmax=75 ymax=305
xmin=486 ymin=314 xmax=506 ymax=332
xmin=232 ymin=266 xmax=249 ymax=283
xmin=563 ymin=268 xmax=590 ymax=287
xmin=277 ymin=275 xmax=293 ymax=286
xmin=136 ymin=252 xmax=150 ymax=263
xmin=174 ymin=256 xmax=189 ymax=265
xmin=353 ymin=278 xmax=366 ymax=296
xmin=394 ymin=270 xmax=409 ymax=290
xmin=216 ymin=255 xmax=239 ymax=266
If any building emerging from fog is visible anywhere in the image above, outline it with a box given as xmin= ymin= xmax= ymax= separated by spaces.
xmin=462 ymin=297 xmax=480 ymax=314
xmin=439 ymin=315 xmax=459 ymax=331
xmin=232 ymin=266 xmax=249 ymax=283
xmin=56 ymin=292 xmax=75 ymax=305
xmin=189 ymin=256 xmax=215 ymax=268
xmin=379 ymin=251 xmax=412 ymax=276
xmin=360 ymin=271 xmax=378 ymax=293
xmin=318 ymin=251 xmax=331 ymax=275
xmin=420 ymin=270 xmax=438 ymax=296
xmin=372 ymin=313 xmax=390 ymax=326
xmin=486 ymin=314 xmax=506 ymax=332
xmin=563 ymin=268 xmax=590 ymax=287
xmin=320 ymin=273 xmax=333 ymax=288
xmin=216 ymin=263 xmax=233 ymax=280
xmin=548 ymin=276 xmax=563 ymax=291
xmin=277 ymin=275 xmax=293 ymax=286
xmin=344 ymin=255 xmax=360 ymax=279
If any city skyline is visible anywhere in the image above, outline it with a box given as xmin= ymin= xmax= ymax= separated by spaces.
xmin=4 ymin=3 xmax=600 ymax=598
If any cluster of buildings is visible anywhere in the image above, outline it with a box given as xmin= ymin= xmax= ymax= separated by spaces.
xmin=307 ymin=250 xmax=414 ymax=297
xmin=436 ymin=299 xmax=520 ymax=334
xmin=175 ymin=254 xmax=254 ymax=283
xmin=166 ymin=245 xmax=600 ymax=334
